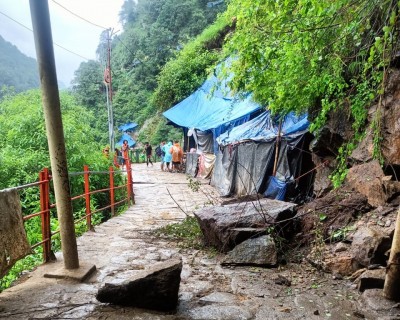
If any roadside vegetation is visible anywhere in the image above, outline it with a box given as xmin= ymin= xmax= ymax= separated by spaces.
xmin=0 ymin=90 xmax=125 ymax=291
xmin=2 ymin=0 xmax=399 ymax=295
xmin=154 ymin=216 xmax=205 ymax=250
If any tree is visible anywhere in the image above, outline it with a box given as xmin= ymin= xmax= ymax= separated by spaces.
xmin=71 ymin=60 xmax=105 ymax=109
xmin=222 ymin=0 xmax=399 ymax=185
xmin=0 ymin=90 xmax=108 ymax=189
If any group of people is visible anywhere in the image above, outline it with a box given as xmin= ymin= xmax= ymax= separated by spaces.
xmin=157 ymin=140 xmax=184 ymax=172
xmin=104 ymin=139 xmax=184 ymax=172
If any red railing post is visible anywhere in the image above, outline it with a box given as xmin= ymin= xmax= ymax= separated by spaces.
xmin=83 ymin=165 xmax=92 ymax=230
xmin=109 ymin=166 xmax=115 ymax=216
xmin=39 ymin=168 xmax=52 ymax=262
xmin=126 ymin=159 xmax=134 ymax=204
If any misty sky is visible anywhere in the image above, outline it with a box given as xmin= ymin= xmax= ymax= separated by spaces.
xmin=0 ymin=0 xmax=125 ymax=86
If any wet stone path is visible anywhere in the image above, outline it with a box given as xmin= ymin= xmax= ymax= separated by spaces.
xmin=0 ymin=163 xmax=380 ymax=319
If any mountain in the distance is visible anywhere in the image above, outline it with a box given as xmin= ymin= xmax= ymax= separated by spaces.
xmin=0 ymin=35 xmax=40 ymax=94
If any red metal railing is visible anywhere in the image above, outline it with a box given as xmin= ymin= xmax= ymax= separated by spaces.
xmin=17 ymin=160 xmax=134 ymax=263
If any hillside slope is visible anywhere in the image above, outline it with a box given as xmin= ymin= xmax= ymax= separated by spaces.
xmin=0 ymin=35 xmax=39 ymax=95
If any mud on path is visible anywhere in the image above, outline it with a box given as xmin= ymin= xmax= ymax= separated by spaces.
xmin=0 ymin=163 xmax=391 ymax=319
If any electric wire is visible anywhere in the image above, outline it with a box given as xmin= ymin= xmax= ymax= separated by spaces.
xmin=0 ymin=10 xmax=91 ymax=61
xmin=51 ymin=0 xmax=108 ymax=30
xmin=48 ymin=2 xmax=137 ymax=66
xmin=115 ymin=35 xmax=135 ymax=58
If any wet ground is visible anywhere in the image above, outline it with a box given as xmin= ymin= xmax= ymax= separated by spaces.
xmin=0 ymin=163 xmax=397 ymax=319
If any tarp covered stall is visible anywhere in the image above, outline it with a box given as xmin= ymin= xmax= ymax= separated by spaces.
xmin=217 ymin=111 xmax=309 ymax=145
xmin=163 ymin=70 xmax=261 ymax=154
xmin=116 ymin=133 xmax=136 ymax=148
xmin=212 ymin=112 xmax=313 ymax=200
xmin=118 ymin=122 xmax=138 ymax=132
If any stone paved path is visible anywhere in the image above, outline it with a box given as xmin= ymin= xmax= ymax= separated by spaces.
xmin=0 ymin=163 xmax=387 ymax=319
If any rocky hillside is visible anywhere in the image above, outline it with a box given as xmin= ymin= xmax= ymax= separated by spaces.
xmin=291 ymin=66 xmax=400 ymax=317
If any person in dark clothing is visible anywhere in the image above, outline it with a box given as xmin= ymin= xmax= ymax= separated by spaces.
xmin=144 ymin=142 xmax=153 ymax=166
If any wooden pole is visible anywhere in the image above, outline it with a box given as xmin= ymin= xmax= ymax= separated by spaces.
xmin=29 ymin=0 xmax=79 ymax=269
xmin=83 ymin=165 xmax=92 ymax=230
xmin=109 ymin=166 xmax=115 ymax=217
xmin=383 ymin=208 xmax=400 ymax=301
xmin=272 ymin=118 xmax=283 ymax=177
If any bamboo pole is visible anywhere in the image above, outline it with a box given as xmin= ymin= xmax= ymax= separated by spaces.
xmin=29 ymin=0 xmax=79 ymax=269
xmin=272 ymin=118 xmax=283 ymax=177
xmin=383 ymin=208 xmax=400 ymax=301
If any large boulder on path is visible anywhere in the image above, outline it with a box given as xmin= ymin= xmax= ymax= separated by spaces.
xmin=221 ymin=235 xmax=277 ymax=266
xmin=350 ymin=226 xmax=391 ymax=267
xmin=194 ymin=199 xmax=297 ymax=252
xmin=96 ymin=258 xmax=182 ymax=311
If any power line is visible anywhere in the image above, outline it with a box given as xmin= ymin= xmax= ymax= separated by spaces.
xmin=53 ymin=43 xmax=90 ymax=60
xmin=51 ymin=0 xmax=108 ymax=30
xmin=0 ymin=11 xmax=31 ymax=32
xmin=0 ymin=10 xmax=90 ymax=61
xmin=47 ymin=2 xmax=142 ymax=64
xmin=49 ymin=2 xmax=136 ymax=63
xmin=115 ymin=35 xmax=135 ymax=57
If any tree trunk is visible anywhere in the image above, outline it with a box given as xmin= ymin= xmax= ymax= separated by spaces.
xmin=383 ymin=208 xmax=400 ymax=301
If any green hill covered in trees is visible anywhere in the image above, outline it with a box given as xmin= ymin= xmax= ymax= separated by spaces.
xmin=70 ymin=0 xmax=399 ymax=185
xmin=0 ymin=35 xmax=39 ymax=95
xmin=72 ymin=0 xmax=226 ymax=145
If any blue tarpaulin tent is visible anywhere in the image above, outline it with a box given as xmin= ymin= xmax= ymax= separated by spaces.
xmin=217 ymin=111 xmax=309 ymax=145
xmin=162 ymin=70 xmax=261 ymax=153
xmin=116 ymin=133 xmax=136 ymax=147
xmin=118 ymin=122 xmax=138 ymax=132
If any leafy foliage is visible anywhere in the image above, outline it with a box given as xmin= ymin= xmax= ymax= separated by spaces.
xmin=223 ymin=0 xmax=399 ymax=185
xmin=152 ymin=14 xmax=233 ymax=111
xmin=81 ymin=0 xmax=225 ymax=144
xmin=71 ymin=60 xmax=108 ymax=144
xmin=0 ymin=90 xmax=108 ymax=189
xmin=138 ymin=114 xmax=182 ymax=145
xmin=154 ymin=216 xmax=204 ymax=249
xmin=0 ymin=89 xmax=128 ymax=290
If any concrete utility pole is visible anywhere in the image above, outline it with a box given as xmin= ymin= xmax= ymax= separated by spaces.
xmin=29 ymin=0 xmax=79 ymax=269
xmin=383 ymin=208 xmax=400 ymax=301
xmin=105 ymin=28 xmax=115 ymax=152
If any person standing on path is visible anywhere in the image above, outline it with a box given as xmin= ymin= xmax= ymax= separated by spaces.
xmin=170 ymin=140 xmax=183 ymax=172
xmin=158 ymin=141 xmax=166 ymax=171
xmin=163 ymin=141 xmax=173 ymax=172
xmin=121 ymin=140 xmax=129 ymax=170
xmin=145 ymin=142 xmax=153 ymax=167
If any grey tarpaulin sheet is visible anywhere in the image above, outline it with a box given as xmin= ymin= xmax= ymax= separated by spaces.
xmin=211 ymin=150 xmax=234 ymax=196
xmin=211 ymin=142 xmax=275 ymax=197
xmin=212 ymin=137 xmax=308 ymax=198
xmin=0 ymin=189 xmax=31 ymax=277
xmin=196 ymin=130 xmax=214 ymax=154
xmin=186 ymin=152 xmax=200 ymax=177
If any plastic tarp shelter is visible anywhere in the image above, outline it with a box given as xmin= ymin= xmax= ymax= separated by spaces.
xmin=118 ymin=122 xmax=138 ymax=132
xmin=116 ymin=133 xmax=136 ymax=147
xmin=162 ymin=71 xmax=261 ymax=154
xmin=211 ymin=111 xmax=312 ymax=200
xmin=217 ymin=111 xmax=309 ymax=145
